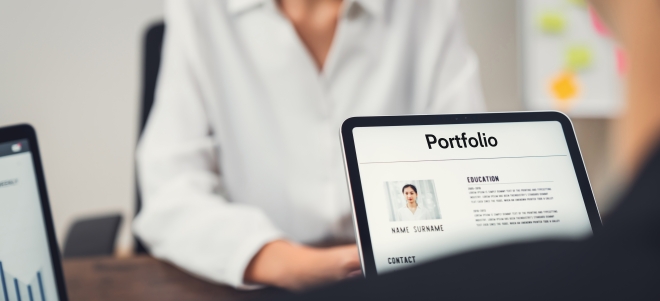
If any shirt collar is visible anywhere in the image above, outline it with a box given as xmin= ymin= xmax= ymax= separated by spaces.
xmin=227 ymin=0 xmax=385 ymax=18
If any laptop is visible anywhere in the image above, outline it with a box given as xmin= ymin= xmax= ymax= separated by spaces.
xmin=0 ymin=124 xmax=68 ymax=301
xmin=340 ymin=112 xmax=602 ymax=277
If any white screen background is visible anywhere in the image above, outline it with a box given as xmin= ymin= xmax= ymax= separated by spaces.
xmin=352 ymin=121 xmax=593 ymax=274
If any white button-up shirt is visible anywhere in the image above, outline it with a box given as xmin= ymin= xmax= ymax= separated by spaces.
xmin=396 ymin=206 xmax=433 ymax=221
xmin=133 ymin=0 xmax=484 ymax=289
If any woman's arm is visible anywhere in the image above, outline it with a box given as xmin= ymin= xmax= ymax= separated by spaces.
xmin=244 ymin=241 xmax=360 ymax=291
xmin=419 ymin=0 xmax=485 ymax=114
xmin=133 ymin=1 xmax=285 ymax=289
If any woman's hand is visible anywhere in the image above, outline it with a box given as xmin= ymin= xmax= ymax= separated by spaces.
xmin=244 ymin=240 xmax=361 ymax=291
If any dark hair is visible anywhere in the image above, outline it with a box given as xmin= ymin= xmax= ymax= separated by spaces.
xmin=402 ymin=184 xmax=417 ymax=194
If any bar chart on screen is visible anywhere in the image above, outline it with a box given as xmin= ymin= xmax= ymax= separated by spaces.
xmin=0 ymin=151 xmax=59 ymax=301
xmin=0 ymin=261 xmax=46 ymax=301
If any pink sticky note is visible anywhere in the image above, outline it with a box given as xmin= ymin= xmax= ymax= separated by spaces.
xmin=589 ymin=7 xmax=609 ymax=36
xmin=616 ymin=48 xmax=627 ymax=75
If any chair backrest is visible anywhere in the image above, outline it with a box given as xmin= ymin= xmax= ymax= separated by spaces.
xmin=63 ymin=214 xmax=122 ymax=258
xmin=135 ymin=21 xmax=165 ymax=254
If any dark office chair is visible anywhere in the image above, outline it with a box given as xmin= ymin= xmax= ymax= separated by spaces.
xmin=63 ymin=214 xmax=122 ymax=258
xmin=63 ymin=22 xmax=165 ymax=257
xmin=135 ymin=21 xmax=166 ymax=254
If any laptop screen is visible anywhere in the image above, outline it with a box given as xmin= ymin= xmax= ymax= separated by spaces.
xmin=351 ymin=121 xmax=594 ymax=274
xmin=0 ymin=139 xmax=59 ymax=301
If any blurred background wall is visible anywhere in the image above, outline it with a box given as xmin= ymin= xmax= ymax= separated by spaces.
xmin=0 ymin=0 xmax=618 ymax=255
xmin=0 ymin=0 xmax=164 ymax=255
xmin=459 ymin=0 xmax=619 ymax=215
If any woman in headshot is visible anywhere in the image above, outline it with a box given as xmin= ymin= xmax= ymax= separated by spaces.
xmin=396 ymin=184 xmax=432 ymax=221
xmin=134 ymin=0 xmax=484 ymax=291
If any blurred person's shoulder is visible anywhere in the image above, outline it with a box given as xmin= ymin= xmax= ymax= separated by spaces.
xmin=163 ymin=0 xmax=240 ymax=38
xmin=388 ymin=0 xmax=460 ymax=22
xmin=386 ymin=0 xmax=464 ymax=42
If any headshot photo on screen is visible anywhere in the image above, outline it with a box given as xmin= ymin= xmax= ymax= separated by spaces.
xmin=384 ymin=180 xmax=441 ymax=222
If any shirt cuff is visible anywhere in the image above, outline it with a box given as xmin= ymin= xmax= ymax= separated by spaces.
xmin=224 ymin=229 xmax=284 ymax=290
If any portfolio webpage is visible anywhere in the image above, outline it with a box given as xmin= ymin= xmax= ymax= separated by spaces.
xmin=0 ymin=140 xmax=59 ymax=301
xmin=352 ymin=121 xmax=593 ymax=274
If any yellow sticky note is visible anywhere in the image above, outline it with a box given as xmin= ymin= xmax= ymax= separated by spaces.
xmin=550 ymin=71 xmax=579 ymax=102
xmin=566 ymin=45 xmax=593 ymax=71
xmin=538 ymin=11 xmax=566 ymax=34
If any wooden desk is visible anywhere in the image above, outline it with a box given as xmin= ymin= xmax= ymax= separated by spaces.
xmin=63 ymin=256 xmax=287 ymax=301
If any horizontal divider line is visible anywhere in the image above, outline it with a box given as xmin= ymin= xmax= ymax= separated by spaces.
xmin=359 ymin=155 xmax=567 ymax=165
xmin=468 ymin=181 xmax=554 ymax=185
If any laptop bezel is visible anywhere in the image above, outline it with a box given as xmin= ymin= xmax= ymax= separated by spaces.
xmin=0 ymin=124 xmax=69 ymax=301
xmin=340 ymin=111 xmax=603 ymax=278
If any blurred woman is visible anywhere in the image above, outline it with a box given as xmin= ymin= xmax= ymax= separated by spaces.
xmin=134 ymin=0 xmax=484 ymax=291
